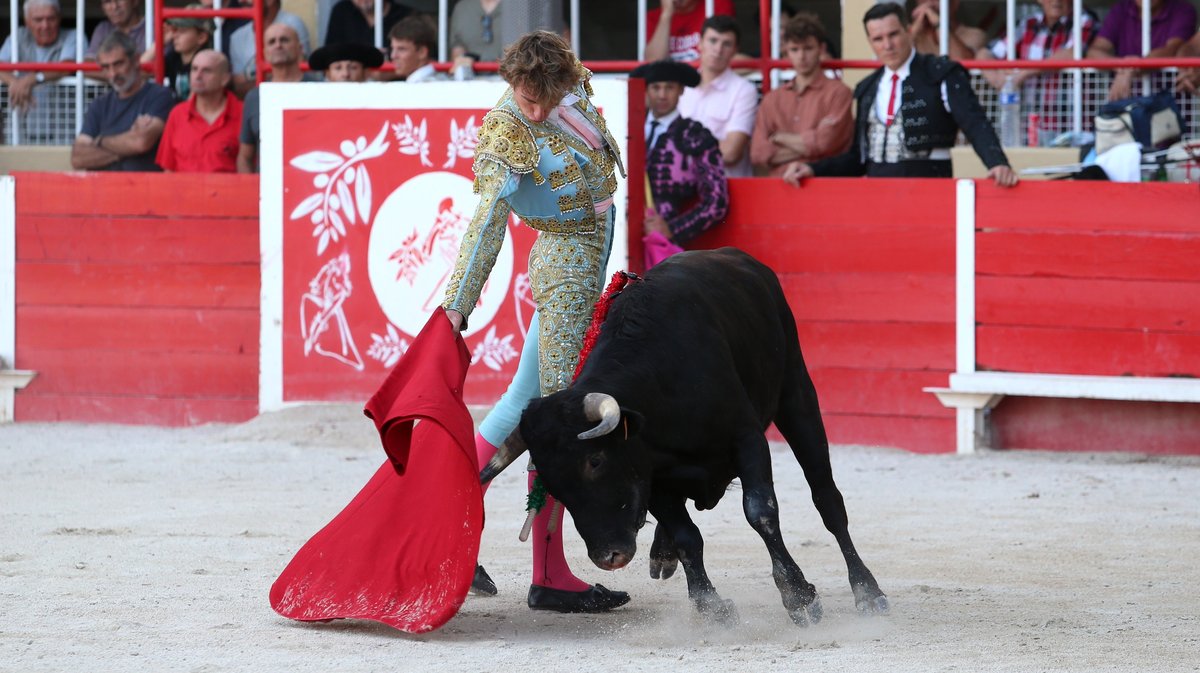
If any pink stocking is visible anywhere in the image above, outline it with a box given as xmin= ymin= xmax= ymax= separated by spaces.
xmin=529 ymin=471 xmax=590 ymax=592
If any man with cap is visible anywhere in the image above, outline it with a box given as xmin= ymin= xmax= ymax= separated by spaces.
xmin=309 ymin=41 xmax=384 ymax=82
xmin=163 ymin=4 xmax=215 ymax=101
xmin=632 ymin=58 xmax=728 ymax=261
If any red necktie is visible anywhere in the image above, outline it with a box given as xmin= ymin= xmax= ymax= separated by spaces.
xmin=885 ymin=73 xmax=900 ymax=126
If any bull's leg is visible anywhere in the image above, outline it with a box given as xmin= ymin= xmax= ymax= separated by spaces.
xmin=648 ymin=494 xmax=738 ymax=625
xmin=735 ymin=432 xmax=824 ymax=626
xmin=773 ymin=368 xmax=889 ymax=615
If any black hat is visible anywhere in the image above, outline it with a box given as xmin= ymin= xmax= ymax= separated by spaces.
xmin=630 ymin=59 xmax=700 ymax=87
xmin=308 ymin=42 xmax=385 ymax=71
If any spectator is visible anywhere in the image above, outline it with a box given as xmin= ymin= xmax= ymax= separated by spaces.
xmin=229 ymin=0 xmax=311 ymax=96
xmin=389 ymin=15 xmax=447 ymax=82
xmin=632 ymin=60 xmax=727 ymax=267
xmin=157 ymin=50 xmax=243 ymax=173
xmin=785 ymin=2 xmax=1017 ymax=187
xmin=1087 ymin=0 xmax=1196 ymax=101
xmin=238 ymin=24 xmax=316 ymax=174
xmin=449 ymin=0 xmax=502 ymax=63
xmin=645 ymin=0 xmax=736 ymax=62
xmin=908 ymin=0 xmax=986 ymax=61
xmin=324 ymin=0 xmax=408 ymax=50
xmin=1176 ymin=29 xmax=1200 ymax=94
xmin=86 ymin=0 xmax=148 ymax=62
xmin=0 ymin=0 xmax=79 ymax=143
xmin=678 ymin=15 xmax=757 ymax=177
xmin=309 ymin=42 xmax=384 ymax=82
xmin=975 ymin=0 xmax=1098 ymax=139
xmin=163 ymin=5 xmax=215 ymax=102
xmin=70 ymin=32 xmax=174 ymax=171
xmin=751 ymin=13 xmax=853 ymax=178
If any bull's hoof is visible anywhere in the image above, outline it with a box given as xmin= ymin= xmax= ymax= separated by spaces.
xmin=649 ymin=525 xmax=678 ymax=580
xmin=695 ymin=594 xmax=739 ymax=627
xmin=853 ymin=585 xmax=889 ymax=615
xmin=649 ymin=554 xmax=678 ymax=580
xmin=856 ymin=593 xmax=890 ymax=615
xmin=470 ymin=564 xmax=497 ymax=597
xmin=788 ymin=595 xmax=824 ymax=626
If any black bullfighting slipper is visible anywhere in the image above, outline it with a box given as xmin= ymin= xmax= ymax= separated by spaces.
xmin=470 ymin=564 xmax=498 ymax=597
xmin=526 ymin=583 xmax=630 ymax=613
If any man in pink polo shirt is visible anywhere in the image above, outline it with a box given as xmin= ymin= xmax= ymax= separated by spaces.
xmin=678 ymin=15 xmax=758 ymax=177
xmin=156 ymin=49 xmax=243 ymax=173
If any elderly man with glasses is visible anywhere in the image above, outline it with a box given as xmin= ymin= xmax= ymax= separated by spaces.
xmin=0 ymin=0 xmax=79 ymax=143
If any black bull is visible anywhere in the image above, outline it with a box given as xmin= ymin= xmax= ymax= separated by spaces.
xmin=480 ymin=247 xmax=888 ymax=625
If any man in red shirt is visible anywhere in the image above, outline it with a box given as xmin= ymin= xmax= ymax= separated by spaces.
xmin=645 ymin=0 xmax=736 ymax=62
xmin=157 ymin=49 xmax=242 ymax=173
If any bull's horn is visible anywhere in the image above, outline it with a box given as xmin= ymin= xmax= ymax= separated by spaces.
xmin=577 ymin=392 xmax=621 ymax=440
xmin=479 ymin=427 xmax=528 ymax=484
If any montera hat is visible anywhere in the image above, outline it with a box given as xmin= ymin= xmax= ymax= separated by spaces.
xmin=165 ymin=4 xmax=215 ymax=34
xmin=629 ymin=59 xmax=701 ymax=87
xmin=308 ymin=42 xmax=385 ymax=71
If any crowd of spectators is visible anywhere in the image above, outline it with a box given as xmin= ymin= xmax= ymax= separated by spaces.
xmin=2 ymin=0 xmax=1200 ymax=175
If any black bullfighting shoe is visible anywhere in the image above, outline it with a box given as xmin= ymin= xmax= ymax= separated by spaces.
xmin=526 ymin=583 xmax=630 ymax=613
xmin=470 ymin=564 xmax=498 ymax=597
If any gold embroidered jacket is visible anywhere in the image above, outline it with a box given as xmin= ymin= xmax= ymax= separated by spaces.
xmin=442 ymin=73 xmax=625 ymax=324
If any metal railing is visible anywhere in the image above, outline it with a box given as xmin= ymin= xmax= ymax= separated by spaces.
xmin=2 ymin=0 xmax=1199 ymax=147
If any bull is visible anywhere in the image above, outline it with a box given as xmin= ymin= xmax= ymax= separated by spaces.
xmin=481 ymin=247 xmax=888 ymax=625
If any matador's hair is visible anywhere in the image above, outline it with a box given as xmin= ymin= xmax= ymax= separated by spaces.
xmin=498 ymin=30 xmax=581 ymax=108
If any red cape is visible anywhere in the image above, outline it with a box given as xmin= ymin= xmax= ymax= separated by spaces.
xmin=269 ymin=309 xmax=482 ymax=633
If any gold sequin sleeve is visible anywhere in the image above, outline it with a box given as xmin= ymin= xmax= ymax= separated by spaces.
xmin=441 ymin=159 xmax=515 ymax=328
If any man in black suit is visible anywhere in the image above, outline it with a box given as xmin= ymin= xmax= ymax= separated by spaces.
xmin=786 ymin=2 xmax=1018 ymax=187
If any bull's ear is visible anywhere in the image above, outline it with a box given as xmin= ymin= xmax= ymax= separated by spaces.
xmin=619 ymin=408 xmax=644 ymax=440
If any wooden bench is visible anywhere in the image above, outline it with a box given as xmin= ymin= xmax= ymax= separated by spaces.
xmin=926 ymin=372 xmax=1200 ymax=454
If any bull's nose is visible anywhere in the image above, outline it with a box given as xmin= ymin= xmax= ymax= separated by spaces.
xmin=596 ymin=550 xmax=632 ymax=570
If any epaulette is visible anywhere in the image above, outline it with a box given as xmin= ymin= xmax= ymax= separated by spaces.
xmin=576 ymin=61 xmax=594 ymax=97
xmin=473 ymin=108 xmax=538 ymax=179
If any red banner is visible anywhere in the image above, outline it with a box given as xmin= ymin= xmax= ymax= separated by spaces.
xmin=280 ymin=108 xmax=537 ymax=403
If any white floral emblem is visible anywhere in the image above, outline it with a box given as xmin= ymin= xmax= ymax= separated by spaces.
xmin=442 ymin=116 xmax=479 ymax=169
xmin=288 ymin=123 xmax=390 ymax=255
xmin=471 ymin=325 xmax=519 ymax=371
xmin=393 ymin=114 xmax=433 ymax=167
xmin=366 ymin=323 xmax=410 ymax=367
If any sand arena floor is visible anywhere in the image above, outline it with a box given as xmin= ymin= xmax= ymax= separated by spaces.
xmin=1 ymin=404 xmax=1197 ymax=672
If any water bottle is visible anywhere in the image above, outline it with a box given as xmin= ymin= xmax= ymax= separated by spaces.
xmin=998 ymin=74 xmax=1022 ymax=148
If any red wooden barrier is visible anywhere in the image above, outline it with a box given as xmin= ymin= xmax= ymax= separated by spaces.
xmin=973 ymin=181 xmax=1200 ymax=453
xmin=692 ymin=178 xmax=959 ymax=453
xmin=13 ymin=172 xmax=260 ymax=425
xmin=10 ymin=172 xmax=1199 ymax=454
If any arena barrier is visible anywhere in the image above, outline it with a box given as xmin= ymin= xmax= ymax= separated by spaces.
xmin=3 ymin=82 xmax=1198 ymax=453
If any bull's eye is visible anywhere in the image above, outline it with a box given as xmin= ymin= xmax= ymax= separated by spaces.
xmin=584 ymin=453 xmax=605 ymax=478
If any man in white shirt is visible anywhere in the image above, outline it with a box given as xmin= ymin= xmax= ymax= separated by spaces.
xmin=229 ymin=0 xmax=311 ymax=96
xmin=678 ymin=15 xmax=757 ymax=177
xmin=785 ymin=2 xmax=1016 ymax=187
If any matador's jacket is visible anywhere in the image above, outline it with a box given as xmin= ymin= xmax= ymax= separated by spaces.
xmin=646 ymin=116 xmax=728 ymax=245
xmin=442 ymin=67 xmax=626 ymax=395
